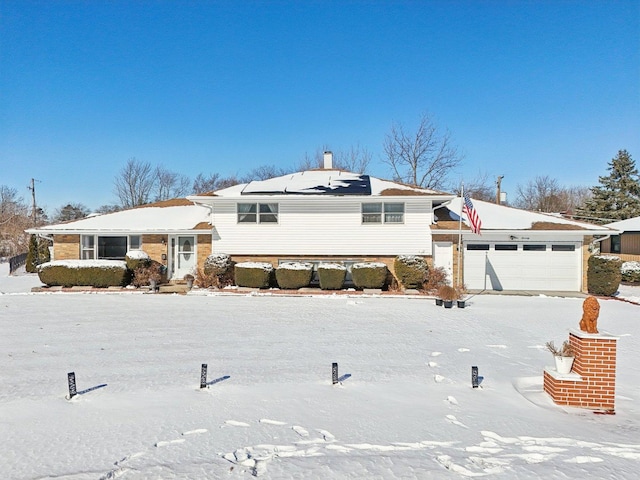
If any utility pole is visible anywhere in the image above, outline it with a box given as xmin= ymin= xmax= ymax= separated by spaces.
xmin=28 ymin=178 xmax=39 ymax=227
xmin=496 ymin=175 xmax=504 ymax=205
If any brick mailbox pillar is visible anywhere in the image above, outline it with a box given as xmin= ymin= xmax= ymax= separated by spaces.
xmin=543 ymin=329 xmax=618 ymax=413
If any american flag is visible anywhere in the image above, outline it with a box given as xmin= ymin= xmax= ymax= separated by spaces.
xmin=462 ymin=193 xmax=482 ymax=234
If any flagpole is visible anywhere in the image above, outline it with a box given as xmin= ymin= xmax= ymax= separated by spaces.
xmin=457 ymin=183 xmax=464 ymax=287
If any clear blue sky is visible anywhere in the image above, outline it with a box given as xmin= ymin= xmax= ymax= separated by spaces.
xmin=1 ymin=1 xmax=638 ymax=212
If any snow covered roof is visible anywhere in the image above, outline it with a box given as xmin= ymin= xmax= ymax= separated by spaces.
xmin=438 ymin=197 xmax=615 ymax=233
xmin=605 ymin=216 xmax=640 ymax=232
xmin=27 ymin=200 xmax=211 ymax=234
xmin=199 ymin=170 xmax=447 ymax=198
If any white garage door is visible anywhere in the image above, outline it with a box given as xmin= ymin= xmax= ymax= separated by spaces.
xmin=463 ymin=241 xmax=582 ymax=291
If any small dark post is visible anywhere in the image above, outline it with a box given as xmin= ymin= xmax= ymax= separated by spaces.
xmin=332 ymin=362 xmax=339 ymax=385
xmin=471 ymin=366 xmax=479 ymax=388
xmin=67 ymin=372 xmax=77 ymax=398
xmin=200 ymin=364 xmax=208 ymax=389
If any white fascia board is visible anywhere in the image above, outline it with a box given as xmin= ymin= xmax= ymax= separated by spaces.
xmin=432 ymin=229 xmax=615 ymax=238
xmin=191 ymin=194 xmax=454 ymax=205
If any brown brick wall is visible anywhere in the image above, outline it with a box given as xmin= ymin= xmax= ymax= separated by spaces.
xmin=197 ymin=234 xmax=212 ymax=269
xmin=53 ymin=234 xmax=80 ymax=260
xmin=543 ymin=331 xmax=617 ymax=412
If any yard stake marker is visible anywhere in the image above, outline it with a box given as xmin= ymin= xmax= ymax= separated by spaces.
xmin=67 ymin=372 xmax=77 ymax=399
xmin=471 ymin=366 xmax=479 ymax=388
xmin=332 ymin=363 xmax=339 ymax=385
xmin=200 ymin=364 xmax=208 ymax=389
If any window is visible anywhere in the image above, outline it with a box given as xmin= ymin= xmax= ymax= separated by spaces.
xmin=362 ymin=202 xmax=404 ymax=223
xmin=611 ymin=235 xmax=621 ymax=253
xmin=237 ymin=203 xmax=278 ymax=223
xmin=81 ymin=235 xmax=95 ymax=259
xmin=495 ymin=244 xmax=518 ymax=251
xmin=362 ymin=203 xmax=382 ymax=223
xmin=384 ymin=203 xmax=404 ymax=223
xmin=259 ymin=203 xmax=278 ymax=223
xmin=467 ymin=244 xmax=490 ymax=251
xmin=552 ymin=244 xmax=576 ymax=252
xmin=81 ymin=235 xmax=141 ymax=260
xmin=523 ymin=244 xmax=546 ymax=251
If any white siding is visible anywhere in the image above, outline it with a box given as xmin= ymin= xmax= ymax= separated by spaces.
xmin=211 ymin=197 xmax=433 ymax=256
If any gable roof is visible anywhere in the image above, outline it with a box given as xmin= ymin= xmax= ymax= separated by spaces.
xmin=27 ymin=201 xmax=211 ymax=235
xmin=604 ymin=216 xmax=640 ymax=232
xmin=437 ymin=197 xmax=616 ymax=234
xmin=198 ymin=170 xmax=449 ymax=198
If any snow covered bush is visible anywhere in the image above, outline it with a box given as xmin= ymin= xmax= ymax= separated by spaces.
xmin=197 ymin=253 xmax=235 ymax=288
xmin=587 ymin=255 xmax=622 ymax=296
xmin=275 ymin=262 xmax=313 ymax=289
xmin=235 ymin=262 xmax=274 ymax=289
xmin=393 ymin=255 xmax=428 ymax=289
xmin=317 ymin=263 xmax=347 ymax=290
xmin=203 ymin=253 xmax=234 ymax=276
xmin=37 ymin=260 xmax=129 ymax=287
xmin=621 ymin=261 xmax=640 ymax=283
xmin=351 ymin=262 xmax=388 ymax=289
xmin=125 ymin=250 xmax=151 ymax=271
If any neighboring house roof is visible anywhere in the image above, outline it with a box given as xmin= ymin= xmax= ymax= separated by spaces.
xmin=436 ymin=198 xmax=616 ymax=235
xmin=604 ymin=216 xmax=640 ymax=233
xmin=27 ymin=200 xmax=211 ymax=235
xmin=202 ymin=170 xmax=450 ymax=198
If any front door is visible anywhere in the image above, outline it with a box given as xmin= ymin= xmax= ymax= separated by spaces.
xmin=433 ymin=241 xmax=454 ymax=284
xmin=172 ymin=236 xmax=196 ymax=280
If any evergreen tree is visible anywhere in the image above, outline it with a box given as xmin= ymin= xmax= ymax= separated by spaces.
xmin=578 ymin=150 xmax=640 ymax=223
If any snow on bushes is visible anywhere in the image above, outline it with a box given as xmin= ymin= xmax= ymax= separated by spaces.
xmin=37 ymin=260 xmax=129 ymax=287
xmin=275 ymin=262 xmax=313 ymax=289
xmin=394 ymin=255 xmax=428 ymax=289
xmin=317 ymin=263 xmax=347 ymax=290
xmin=351 ymin=262 xmax=388 ymax=289
xmin=621 ymin=261 xmax=640 ymax=283
xmin=587 ymin=255 xmax=622 ymax=296
xmin=125 ymin=250 xmax=151 ymax=271
xmin=197 ymin=253 xmax=235 ymax=288
xmin=235 ymin=262 xmax=274 ymax=288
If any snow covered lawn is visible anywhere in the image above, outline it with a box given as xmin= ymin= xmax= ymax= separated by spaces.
xmin=1 ymin=266 xmax=640 ymax=479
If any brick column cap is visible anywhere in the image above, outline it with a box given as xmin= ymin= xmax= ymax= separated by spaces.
xmin=569 ymin=329 xmax=619 ymax=341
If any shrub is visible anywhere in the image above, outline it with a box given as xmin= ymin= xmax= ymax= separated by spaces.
xmin=621 ymin=261 xmax=640 ymax=283
xmin=437 ymin=285 xmax=458 ymax=301
xmin=318 ymin=263 xmax=347 ymax=290
xmin=587 ymin=255 xmax=622 ymax=296
xmin=235 ymin=262 xmax=273 ymax=288
xmin=204 ymin=253 xmax=234 ymax=276
xmin=125 ymin=250 xmax=151 ymax=271
xmin=394 ymin=255 xmax=429 ymax=289
xmin=37 ymin=260 xmax=129 ymax=287
xmin=351 ymin=262 xmax=388 ymax=289
xmin=26 ymin=235 xmax=50 ymax=273
xmin=275 ymin=262 xmax=313 ymax=289
xmin=423 ymin=266 xmax=449 ymax=294
xmin=132 ymin=260 xmax=166 ymax=287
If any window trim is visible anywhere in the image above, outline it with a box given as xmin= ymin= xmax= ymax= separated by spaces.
xmin=81 ymin=234 xmax=142 ymax=260
xmin=237 ymin=203 xmax=279 ymax=224
xmin=362 ymin=202 xmax=404 ymax=224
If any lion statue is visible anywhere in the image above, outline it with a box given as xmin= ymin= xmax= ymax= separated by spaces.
xmin=579 ymin=296 xmax=600 ymax=334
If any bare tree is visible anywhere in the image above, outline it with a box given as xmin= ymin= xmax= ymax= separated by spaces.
xmin=153 ymin=166 xmax=190 ymax=201
xmin=192 ymin=173 xmax=243 ymax=194
xmin=334 ymin=144 xmax=372 ymax=173
xmin=95 ymin=204 xmax=122 ymax=215
xmin=514 ymin=176 xmax=590 ymax=213
xmin=382 ymin=112 xmax=463 ymax=189
xmin=243 ymin=164 xmax=292 ymax=182
xmin=113 ymin=158 xmax=155 ymax=208
xmin=0 ymin=186 xmax=30 ymax=256
xmin=455 ymin=172 xmax=495 ymax=202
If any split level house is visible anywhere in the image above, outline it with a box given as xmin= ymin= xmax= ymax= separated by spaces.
xmin=28 ymin=156 xmax=616 ymax=292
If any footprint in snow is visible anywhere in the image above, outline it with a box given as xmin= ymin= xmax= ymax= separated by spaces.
xmin=430 ymin=351 xmax=442 ymax=357
xmin=445 ymin=395 xmax=458 ymax=405
xmin=224 ymin=420 xmax=251 ymax=427
xmin=487 ymin=344 xmax=507 ymax=349
xmin=445 ymin=414 xmax=468 ymax=428
xmin=259 ymin=419 xmax=288 ymax=426
xmin=292 ymin=425 xmax=309 ymax=437
xmin=458 ymin=348 xmax=470 ymax=352
xmin=155 ymin=439 xmax=185 ymax=447
xmin=434 ymin=374 xmax=446 ymax=383
xmin=182 ymin=428 xmax=207 ymax=435
xmin=317 ymin=429 xmax=335 ymax=441
xmin=427 ymin=361 xmax=438 ymax=368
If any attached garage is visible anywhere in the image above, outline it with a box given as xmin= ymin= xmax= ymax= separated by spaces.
xmin=463 ymin=241 xmax=582 ymax=291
